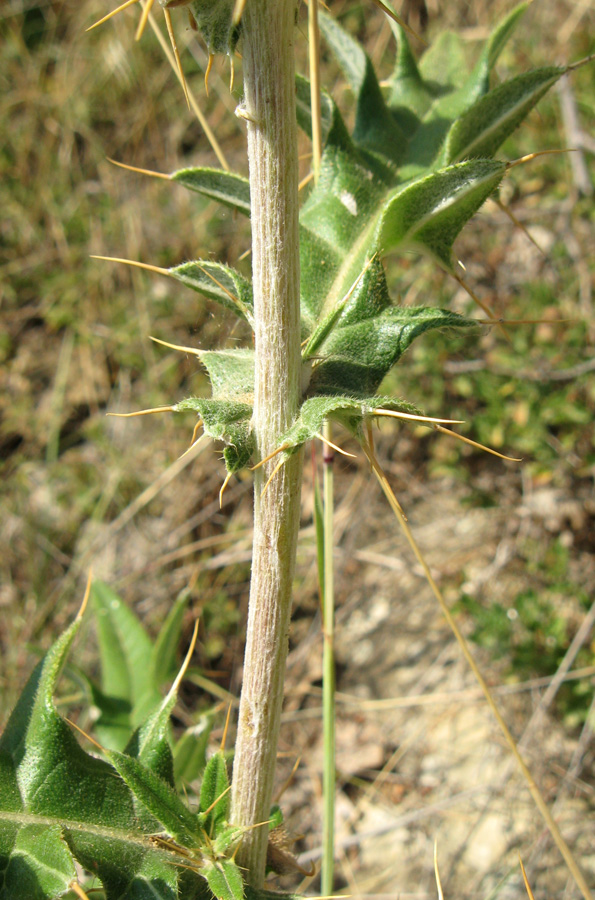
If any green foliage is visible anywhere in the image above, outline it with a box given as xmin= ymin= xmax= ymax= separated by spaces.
xmin=0 ymin=614 xmax=273 ymax=900
xmin=85 ymin=581 xmax=191 ymax=751
xmin=1 ymin=5 xmax=583 ymax=896
xmin=153 ymin=3 xmax=568 ymax=474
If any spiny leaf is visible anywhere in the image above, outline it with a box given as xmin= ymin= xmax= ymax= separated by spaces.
xmin=309 ymin=307 xmax=479 ymax=396
xmin=177 ymin=397 xmax=254 ymax=473
xmin=107 ymin=749 xmax=200 ymax=846
xmin=172 ymin=167 xmax=251 ymax=216
xmin=387 ymin=3 xmax=530 ymax=179
xmin=277 ymin=395 xmax=422 ymax=457
xmin=198 ymin=348 xmax=254 ymax=401
xmin=378 ymin=160 xmax=505 ymax=269
xmin=444 ymin=67 xmax=565 ymax=164
xmin=187 ymin=0 xmax=241 ymax=56
xmin=203 ymin=859 xmax=244 ymax=900
xmin=0 ymin=824 xmax=75 ymax=900
xmin=318 ymin=10 xmax=405 ymax=166
xmin=199 ymin=752 xmax=230 ymax=836
xmin=0 ymin=619 xmax=191 ymax=899
xmin=171 ymin=261 xmax=254 ymax=326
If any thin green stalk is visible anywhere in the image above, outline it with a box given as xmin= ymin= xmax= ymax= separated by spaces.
xmin=321 ymin=422 xmax=336 ymax=897
xmin=230 ymin=0 xmax=303 ymax=887
xmin=309 ymin=3 xmax=336 ymax=889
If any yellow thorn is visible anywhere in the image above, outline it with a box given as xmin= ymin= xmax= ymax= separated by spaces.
xmin=366 ymin=419 xmax=375 ymax=455
xmin=189 ymin=419 xmax=203 ymax=448
xmin=229 ymin=56 xmax=235 ymax=93
xmin=231 ymin=0 xmax=247 ymax=25
xmin=368 ymin=0 xmax=427 ymax=45
xmin=86 ymin=0 xmax=140 ymax=31
xmin=77 ymin=569 xmax=93 ymax=621
xmin=237 ymin=246 xmax=252 ymax=262
xmin=477 ymin=317 xmax=571 ymax=326
xmin=70 ymin=882 xmax=92 ymax=900
xmin=107 ymin=405 xmax=176 ymax=417
xmin=313 ymin=431 xmax=357 ymax=459
xmin=434 ymin=842 xmax=444 ymax=900
xmin=150 ymin=335 xmax=202 ymax=357
xmin=163 ymin=620 xmax=199 ymax=707
xmin=66 ymin=717 xmax=104 ymax=752
xmin=507 ymin=148 xmax=575 ymax=170
xmin=164 ymin=9 xmax=190 ymax=109
xmin=205 ymin=53 xmax=214 ymax=96
xmin=220 ymin=702 xmax=233 ymax=753
xmin=202 ymin=784 xmax=232 ymax=819
xmin=250 ymin=443 xmax=290 ymax=471
xmin=196 ymin=265 xmax=242 ymax=311
xmin=433 ymin=424 xmax=522 ymax=462
xmin=144 ymin=3 xmax=229 ymax=170
xmin=519 ymin=856 xmax=537 ymax=900
xmin=299 ymin=170 xmax=315 ymax=192
xmin=371 ymin=408 xmax=464 ymax=425
xmin=260 ymin=458 xmax=285 ymax=498
xmin=135 ymin=0 xmax=155 ymax=40
xmin=90 ymin=255 xmax=169 ymax=276
xmin=106 ymin=157 xmax=171 ymax=179
xmin=178 ymin=432 xmax=207 ymax=460
xmin=219 ymin=471 xmax=233 ymax=508
xmin=361 ymin=438 xmax=406 ymax=519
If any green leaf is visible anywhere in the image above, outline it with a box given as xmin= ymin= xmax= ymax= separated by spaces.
xmin=177 ymin=398 xmax=254 ymax=474
xmin=0 ymin=619 xmax=191 ymax=899
xmin=124 ymin=694 xmax=176 ymax=788
xmin=91 ymin=581 xmax=160 ymax=749
xmin=172 ymin=167 xmax=250 ymax=217
xmin=188 ymin=0 xmax=240 ymax=56
xmin=311 ymin=307 xmax=478 ymax=397
xmin=278 ymin=395 xmax=423 ymax=456
xmin=171 ymin=261 xmax=254 ymax=326
xmin=107 ymin=750 xmax=199 ymax=847
xmin=0 ymin=824 xmax=75 ymax=900
xmin=378 ymin=160 xmax=505 ymax=270
xmin=319 ymin=10 xmax=405 ymax=165
xmin=174 ymin=715 xmax=213 ymax=787
xmin=444 ymin=67 xmax=565 ymax=164
xmin=198 ymin=349 xmax=255 ymax=402
xmin=150 ymin=588 xmax=193 ymax=689
xmin=389 ymin=3 xmax=529 ymax=178
xmin=199 ymin=752 xmax=229 ymax=836
xmin=202 ymin=859 xmax=244 ymax=900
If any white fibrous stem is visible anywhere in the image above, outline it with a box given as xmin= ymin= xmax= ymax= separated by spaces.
xmin=230 ymin=0 xmax=303 ymax=886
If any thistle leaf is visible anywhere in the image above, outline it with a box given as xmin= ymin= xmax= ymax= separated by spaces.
xmin=444 ymin=67 xmax=565 ymax=164
xmin=172 ymin=167 xmax=251 ymax=216
xmin=171 ymin=261 xmax=254 ymax=326
xmin=199 ymin=751 xmax=230 ymax=835
xmin=203 ymin=859 xmax=244 ymax=900
xmin=107 ymin=749 xmax=200 ymax=846
xmin=0 ymin=619 xmax=193 ymax=899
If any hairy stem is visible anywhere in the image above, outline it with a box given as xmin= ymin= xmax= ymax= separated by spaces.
xmin=230 ymin=0 xmax=302 ymax=885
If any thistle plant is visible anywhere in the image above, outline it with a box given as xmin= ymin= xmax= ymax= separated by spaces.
xmin=1 ymin=2 xmax=592 ymax=899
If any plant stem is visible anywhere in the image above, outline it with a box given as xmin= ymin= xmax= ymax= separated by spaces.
xmin=321 ymin=422 xmax=336 ymax=896
xmin=230 ymin=0 xmax=302 ymax=886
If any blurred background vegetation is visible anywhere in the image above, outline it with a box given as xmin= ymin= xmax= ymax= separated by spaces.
xmin=1 ymin=0 xmax=594 ymax=893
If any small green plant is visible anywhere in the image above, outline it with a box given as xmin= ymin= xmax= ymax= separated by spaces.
xmin=1 ymin=2 xmax=592 ymax=898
